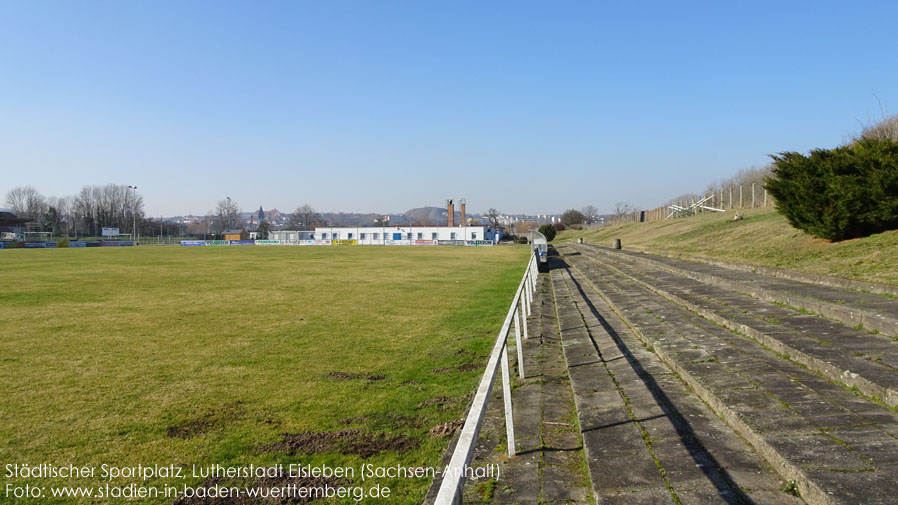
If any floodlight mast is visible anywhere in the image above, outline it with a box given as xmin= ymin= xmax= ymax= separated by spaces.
xmin=128 ymin=185 xmax=138 ymax=244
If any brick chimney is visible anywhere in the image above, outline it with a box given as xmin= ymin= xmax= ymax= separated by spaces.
xmin=460 ymin=199 xmax=466 ymax=226
xmin=447 ymin=199 xmax=454 ymax=227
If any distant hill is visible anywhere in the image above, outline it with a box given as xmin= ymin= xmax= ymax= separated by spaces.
xmin=404 ymin=206 xmax=447 ymax=225
xmin=405 ymin=206 xmax=482 ymax=225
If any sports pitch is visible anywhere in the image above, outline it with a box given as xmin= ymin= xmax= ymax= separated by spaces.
xmin=0 ymin=245 xmax=528 ymax=503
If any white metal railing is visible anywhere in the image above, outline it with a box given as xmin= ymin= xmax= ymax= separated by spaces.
xmin=433 ymin=251 xmax=539 ymax=505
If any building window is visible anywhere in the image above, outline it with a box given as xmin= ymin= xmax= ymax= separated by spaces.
xmin=360 ymin=233 xmax=366 ymax=239
xmin=471 ymin=232 xmax=477 ymax=240
xmin=373 ymin=233 xmax=380 ymax=240
xmin=406 ymin=233 xmax=412 ymax=240
xmin=431 ymin=232 xmax=437 ymax=240
xmin=417 ymin=232 xmax=423 ymax=240
xmin=320 ymin=233 xmax=327 ymax=239
xmin=348 ymin=233 xmax=354 ymax=240
xmin=450 ymin=232 xmax=456 ymax=240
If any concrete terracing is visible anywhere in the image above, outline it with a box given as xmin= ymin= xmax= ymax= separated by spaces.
xmin=555 ymin=243 xmax=898 ymax=505
xmin=574 ymin=243 xmax=898 ymax=407
xmin=428 ymin=244 xmax=898 ymax=504
xmin=596 ymin=246 xmax=898 ymax=337
xmin=551 ymin=254 xmax=802 ymax=504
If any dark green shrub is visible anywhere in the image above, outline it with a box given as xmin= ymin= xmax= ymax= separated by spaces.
xmin=561 ymin=209 xmax=586 ymax=226
xmin=766 ymin=138 xmax=898 ymax=241
xmin=538 ymin=224 xmax=556 ymax=242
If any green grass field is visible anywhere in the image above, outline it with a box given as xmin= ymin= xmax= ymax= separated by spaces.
xmin=557 ymin=207 xmax=898 ymax=286
xmin=0 ymin=245 xmax=528 ymax=504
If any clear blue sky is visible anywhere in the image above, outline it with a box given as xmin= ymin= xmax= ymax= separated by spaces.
xmin=2 ymin=0 xmax=896 ymax=216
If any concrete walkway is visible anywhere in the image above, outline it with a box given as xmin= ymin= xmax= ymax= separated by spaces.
xmin=458 ymin=270 xmax=591 ymax=504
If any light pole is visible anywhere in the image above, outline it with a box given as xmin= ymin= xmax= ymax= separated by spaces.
xmin=128 ymin=185 xmax=138 ymax=245
xmin=226 ymin=196 xmax=231 ymax=231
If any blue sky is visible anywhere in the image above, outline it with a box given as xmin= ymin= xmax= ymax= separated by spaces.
xmin=1 ymin=1 xmax=896 ymax=216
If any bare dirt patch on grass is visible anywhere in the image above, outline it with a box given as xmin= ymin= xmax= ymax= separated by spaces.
xmin=417 ymin=393 xmax=472 ymax=410
xmin=327 ymin=371 xmax=386 ymax=381
xmin=428 ymin=420 xmax=464 ymax=438
xmin=263 ymin=430 xmax=419 ymax=458
xmin=166 ymin=401 xmax=244 ymax=439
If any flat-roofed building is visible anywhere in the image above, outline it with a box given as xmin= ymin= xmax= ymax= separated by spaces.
xmin=312 ymin=225 xmax=498 ymax=245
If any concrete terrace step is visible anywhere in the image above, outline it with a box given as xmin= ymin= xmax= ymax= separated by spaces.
xmin=570 ymin=244 xmax=898 ymax=407
xmin=628 ymin=250 xmax=898 ymax=299
xmin=556 ymin=244 xmax=898 ymax=505
xmin=548 ymin=256 xmax=803 ymax=505
xmin=588 ymin=245 xmax=898 ymax=338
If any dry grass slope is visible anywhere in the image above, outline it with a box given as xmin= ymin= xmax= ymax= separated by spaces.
xmin=557 ymin=207 xmax=898 ymax=286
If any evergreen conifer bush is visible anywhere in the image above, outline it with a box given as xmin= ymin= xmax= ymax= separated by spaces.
xmin=766 ymin=138 xmax=898 ymax=241
xmin=538 ymin=224 xmax=556 ymax=241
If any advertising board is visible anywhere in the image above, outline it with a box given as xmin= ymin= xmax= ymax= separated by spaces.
xmin=101 ymin=227 xmax=119 ymax=237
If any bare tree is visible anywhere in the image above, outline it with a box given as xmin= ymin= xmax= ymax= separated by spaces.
xmin=48 ymin=196 xmax=73 ymax=236
xmin=614 ymin=202 xmax=635 ymax=218
xmin=5 ymin=187 xmax=28 ymax=216
xmin=215 ymin=198 xmax=241 ymax=232
xmin=581 ymin=205 xmax=598 ymax=223
xmin=486 ymin=208 xmax=501 ymax=228
xmin=289 ymin=203 xmax=321 ymax=230
xmin=5 ymin=186 xmax=46 ymax=221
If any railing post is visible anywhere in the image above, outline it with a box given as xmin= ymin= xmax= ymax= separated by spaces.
xmin=521 ymin=297 xmax=529 ymax=341
xmin=523 ymin=269 xmax=531 ymax=315
xmin=514 ymin=308 xmax=524 ymax=378
xmin=500 ymin=342 xmax=516 ymax=456
xmin=525 ymin=264 xmax=533 ymax=317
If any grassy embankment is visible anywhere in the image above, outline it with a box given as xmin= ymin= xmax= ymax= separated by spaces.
xmin=557 ymin=207 xmax=898 ymax=286
xmin=0 ymin=245 xmax=528 ymax=504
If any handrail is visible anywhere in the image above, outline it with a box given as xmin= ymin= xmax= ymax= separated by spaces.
xmin=433 ymin=252 xmax=539 ymax=505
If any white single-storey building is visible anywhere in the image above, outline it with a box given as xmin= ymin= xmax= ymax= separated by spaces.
xmin=270 ymin=226 xmax=499 ymax=245
xmin=266 ymin=230 xmax=315 ymax=242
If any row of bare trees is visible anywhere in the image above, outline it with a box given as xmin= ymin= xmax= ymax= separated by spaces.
xmin=5 ymin=184 xmax=144 ymax=237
